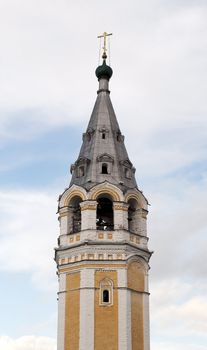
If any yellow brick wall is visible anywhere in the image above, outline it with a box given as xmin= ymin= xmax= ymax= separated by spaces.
xmin=94 ymin=270 xmax=118 ymax=350
xmin=131 ymin=292 xmax=144 ymax=350
xmin=127 ymin=261 xmax=145 ymax=292
xmin=65 ymin=272 xmax=80 ymax=350
xmin=128 ymin=261 xmax=145 ymax=350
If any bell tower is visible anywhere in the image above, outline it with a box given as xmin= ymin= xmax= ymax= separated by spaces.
xmin=55 ymin=35 xmax=152 ymax=350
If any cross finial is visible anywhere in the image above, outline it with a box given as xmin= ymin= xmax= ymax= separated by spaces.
xmin=97 ymin=31 xmax=112 ymax=58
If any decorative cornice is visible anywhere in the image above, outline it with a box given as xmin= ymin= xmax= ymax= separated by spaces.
xmin=113 ymin=202 xmax=129 ymax=211
xmin=80 ymin=201 xmax=97 ymax=211
xmin=96 ymin=153 xmax=114 ymax=163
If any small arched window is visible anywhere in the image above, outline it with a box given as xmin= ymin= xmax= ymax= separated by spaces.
xmin=103 ymin=290 xmax=109 ymax=303
xmin=102 ymin=132 xmax=106 ymax=139
xmin=102 ymin=163 xmax=108 ymax=174
xmin=99 ymin=278 xmax=113 ymax=306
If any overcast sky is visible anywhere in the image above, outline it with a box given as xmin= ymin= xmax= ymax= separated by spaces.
xmin=0 ymin=1 xmax=207 ymax=349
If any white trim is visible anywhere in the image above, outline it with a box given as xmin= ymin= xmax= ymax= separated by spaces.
xmin=57 ymin=273 xmax=66 ymax=350
xmin=80 ymin=268 xmax=95 ymax=350
xmin=118 ymin=269 xmax=132 ymax=350
xmin=143 ymin=294 xmax=150 ymax=350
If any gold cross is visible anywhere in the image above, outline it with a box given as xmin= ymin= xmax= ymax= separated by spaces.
xmin=98 ymin=31 xmax=112 ymax=54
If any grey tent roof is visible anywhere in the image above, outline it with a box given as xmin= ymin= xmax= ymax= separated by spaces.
xmin=69 ymin=61 xmax=138 ymax=192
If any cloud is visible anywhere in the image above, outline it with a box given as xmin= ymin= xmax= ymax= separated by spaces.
xmin=148 ymin=175 xmax=207 ymax=282
xmin=0 ymin=336 xmax=56 ymax=350
xmin=151 ymin=279 xmax=207 ymax=335
xmin=0 ymin=189 xmax=58 ymax=291
xmin=152 ymin=341 xmax=207 ymax=350
xmin=0 ymin=0 xmax=206 ymax=146
xmin=150 ymin=279 xmax=207 ymax=350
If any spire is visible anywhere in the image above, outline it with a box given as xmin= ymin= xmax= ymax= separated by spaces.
xmin=69 ymin=42 xmax=137 ymax=191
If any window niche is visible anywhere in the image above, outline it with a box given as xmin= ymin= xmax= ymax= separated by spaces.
xmin=101 ymin=163 xmax=108 ymax=174
xmin=99 ymin=127 xmax=109 ymax=140
xmin=116 ymin=131 xmax=124 ymax=142
xmin=83 ymin=128 xmax=95 ymax=142
xmin=97 ymin=153 xmax=114 ymax=175
xmin=74 ymin=157 xmax=90 ymax=178
xmin=125 ymin=167 xmax=131 ymax=179
xmin=120 ymin=159 xmax=133 ymax=180
xmin=78 ymin=166 xmax=85 ymax=177
xmin=99 ymin=278 xmax=113 ymax=306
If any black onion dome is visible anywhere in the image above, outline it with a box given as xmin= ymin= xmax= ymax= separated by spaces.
xmin=95 ymin=59 xmax=113 ymax=81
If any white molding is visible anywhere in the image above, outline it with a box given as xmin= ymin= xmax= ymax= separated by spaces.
xmin=57 ymin=273 xmax=66 ymax=350
xmin=143 ymin=294 xmax=150 ymax=350
xmin=118 ymin=269 xmax=132 ymax=350
xmin=80 ymin=269 xmax=95 ymax=350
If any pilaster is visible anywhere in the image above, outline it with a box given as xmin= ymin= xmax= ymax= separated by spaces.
xmin=118 ymin=269 xmax=132 ymax=350
xmin=80 ymin=200 xmax=97 ymax=230
xmin=57 ymin=273 xmax=66 ymax=350
xmin=80 ymin=268 xmax=95 ymax=350
xmin=59 ymin=207 xmax=70 ymax=235
xmin=113 ymin=202 xmax=129 ymax=230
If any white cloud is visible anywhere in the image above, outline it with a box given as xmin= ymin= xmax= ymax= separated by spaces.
xmin=0 ymin=336 xmax=56 ymax=350
xmin=0 ymin=0 xmax=206 ymax=196
xmin=0 ymin=1 xmax=206 ymax=146
xmin=150 ymin=279 xmax=207 ymax=347
xmin=0 ymin=190 xmax=58 ymax=291
xmin=148 ymin=175 xmax=207 ymax=281
xmin=152 ymin=341 xmax=207 ymax=350
xmin=152 ymin=288 xmax=207 ymax=337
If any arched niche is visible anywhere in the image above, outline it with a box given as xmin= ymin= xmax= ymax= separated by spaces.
xmin=68 ymin=195 xmax=83 ymax=234
xmin=96 ymin=194 xmax=114 ymax=231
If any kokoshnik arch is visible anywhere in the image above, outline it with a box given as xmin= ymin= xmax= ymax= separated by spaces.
xmin=55 ymin=33 xmax=152 ymax=350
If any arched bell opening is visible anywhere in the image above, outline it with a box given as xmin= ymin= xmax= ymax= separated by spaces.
xmin=128 ymin=198 xmax=139 ymax=233
xmin=68 ymin=196 xmax=82 ymax=233
xmin=96 ymin=195 xmax=114 ymax=231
